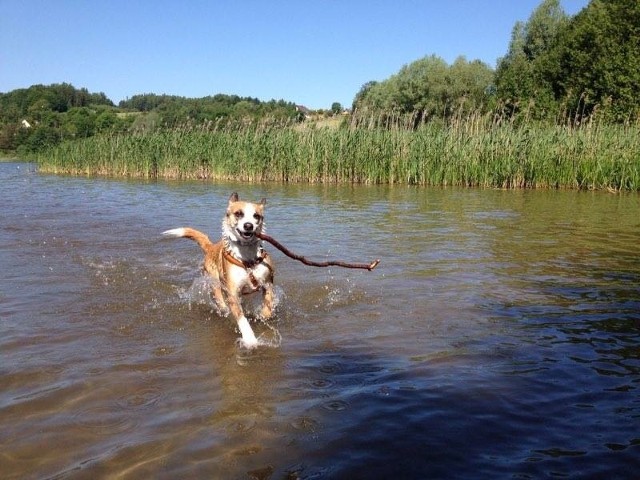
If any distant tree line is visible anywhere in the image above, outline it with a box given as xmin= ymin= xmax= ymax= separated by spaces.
xmin=353 ymin=0 xmax=639 ymax=125
xmin=118 ymin=93 xmax=298 ymax=127
xmin=0 ymin=86 xmax=299 ymax=155
xmin=0 ymin=83 xmax=124 ymax=154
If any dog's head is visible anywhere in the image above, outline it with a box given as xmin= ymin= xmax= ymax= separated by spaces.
xmin=223 ymin=192 xmax=266 ymax=244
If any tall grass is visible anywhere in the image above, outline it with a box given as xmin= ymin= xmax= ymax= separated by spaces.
xmin=36 ymin=114 xmax=640 ymax=190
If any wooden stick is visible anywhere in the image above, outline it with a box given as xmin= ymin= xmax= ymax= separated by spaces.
xmin=256 ymin=232 xmax=380 ymax=271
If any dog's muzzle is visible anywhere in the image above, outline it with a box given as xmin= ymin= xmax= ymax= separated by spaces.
xmin=237 ymin=222 xmax=256 ymax=240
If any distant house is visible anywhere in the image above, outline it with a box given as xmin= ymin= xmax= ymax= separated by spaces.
xmin=21 ymin=119 xmax=32 ymax=129
xmin=295 ymin=105 xmax=312 ymax=119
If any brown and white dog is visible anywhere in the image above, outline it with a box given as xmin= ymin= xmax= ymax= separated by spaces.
xmin=163 ymin=192 xmax=275 ymax=348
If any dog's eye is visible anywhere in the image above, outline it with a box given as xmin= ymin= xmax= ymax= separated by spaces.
xmin=253 ymin=213 xmax=262 ymax=221
xmin=234 ymin=210 xmax=243 ymax=219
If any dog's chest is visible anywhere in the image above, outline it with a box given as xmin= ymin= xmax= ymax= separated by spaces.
xmin=228 ymin=262 xmax=271 ymax=294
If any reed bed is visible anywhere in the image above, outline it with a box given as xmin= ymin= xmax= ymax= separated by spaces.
xmin=36 ymin=118 xmax=640 ymax=191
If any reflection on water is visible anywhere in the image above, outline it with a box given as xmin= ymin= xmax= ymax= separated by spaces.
xmin=1 ymin=162 xmax=639 ymax=479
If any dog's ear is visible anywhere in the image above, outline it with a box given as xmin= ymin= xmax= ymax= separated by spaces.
xmin=229 ymin=192 xmax=239 ymax=203
xmin=260 ymin=198 xmax=267 ymax=206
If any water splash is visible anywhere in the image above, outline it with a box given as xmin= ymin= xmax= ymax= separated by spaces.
xmin=256 ymin=321 xmax=282 ymax=348
xmin=178 ymin=274 xmax=223 ymax=312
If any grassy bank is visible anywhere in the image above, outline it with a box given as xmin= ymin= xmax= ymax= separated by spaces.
xmin=36 ymin=119 xmax=640 ymax=190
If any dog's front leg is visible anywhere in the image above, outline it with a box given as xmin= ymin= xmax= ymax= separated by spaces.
xmin=226 ymin=293 xmax=259 ymax=348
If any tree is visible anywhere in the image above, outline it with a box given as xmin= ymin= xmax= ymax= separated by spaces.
xmin=21 ymin=125 xmax=60 ymax=153
xmin=352 ymin=55 xmax=494 ymax=122
xmin=331 ymin=102 xmax=343 ymax=115
xmin=496 ymin=0 xmax=640 ymax=123
xmin=522 ymin=0 xmax=569 ymax=60
xmin=547 ymin=0 xmax=640 ymax=121
xmin=95 ymin=110 xmax=117 ymax=132
xmin=495 ymin=0 xmax=569 ymax=119
xmin=352 ymin=81 xmax=378 ymax=112
xmin=62 ymin=107 xmax=96 ymax=138
xmin=0 ymin=124 xmax=19 ymax=151
xmin=494 ymin=22 xmax=534 ymax=105
xmin=27 ymin=98 xmax=51 ymax=122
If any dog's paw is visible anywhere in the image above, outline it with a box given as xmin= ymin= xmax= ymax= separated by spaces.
xmin=238 ymin=337 xmax=259 ymax=349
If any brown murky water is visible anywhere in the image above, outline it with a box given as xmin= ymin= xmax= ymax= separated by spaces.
xmin=1 ymin=162 xmax=639 ymax=479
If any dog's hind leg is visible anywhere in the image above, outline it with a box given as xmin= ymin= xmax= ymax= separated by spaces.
xmin=211 ymin=284 xmax=230 ymax=316
xmin=260 ymin=284 xmax=275 ymax=320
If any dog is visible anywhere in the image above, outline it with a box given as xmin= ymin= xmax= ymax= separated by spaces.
xmin=163 ymin=192 xmax=275 ymax=348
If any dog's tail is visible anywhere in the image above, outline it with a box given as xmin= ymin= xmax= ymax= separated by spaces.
xmin=162 ymin=227 xmax=215 ymax=253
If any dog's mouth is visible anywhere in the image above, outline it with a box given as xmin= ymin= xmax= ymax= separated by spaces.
xmin=237 ymin=228 xmax=256 ymax=240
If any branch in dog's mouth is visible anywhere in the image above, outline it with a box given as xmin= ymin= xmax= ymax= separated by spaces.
xmin=256 ymin=232 xmax=380 ymax=271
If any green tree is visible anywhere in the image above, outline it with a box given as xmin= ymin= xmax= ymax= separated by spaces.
xmin=548 ymin=0 xmax=640 ymax=122
xmin=352 ymin=81 xmax=378 ymax=112
xmin=20 ymin=125 xmax=60 ymax=153
xmin=352 ymin=55 xmax=493 ymax=122
xmin=495 ymin=0 xmax=569 ymax=119
xmin=522 ymin=0 xmax=569 ymax=60
xmin=27 ymin=98 xmax=51 ymax=122
xmin=62 ymin=107 xmax=96 ymax=138
xmin=0 ymin=124 xmax=19 ymax=151
xmin=95 ymin=109 xmax=117 ymax=132
xmin=494 ymin=22 xmax=534 ymax=105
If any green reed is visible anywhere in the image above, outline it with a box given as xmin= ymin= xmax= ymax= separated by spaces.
xmin=36 ymin=117 xmax=640 ymax=191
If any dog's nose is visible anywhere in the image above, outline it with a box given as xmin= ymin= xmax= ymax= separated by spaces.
xmin=243 ymin=222 xmax=254 ymax=231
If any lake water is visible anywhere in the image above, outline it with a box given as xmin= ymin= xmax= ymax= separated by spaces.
xmin=1 ymin=161 xmax=639 ymax=479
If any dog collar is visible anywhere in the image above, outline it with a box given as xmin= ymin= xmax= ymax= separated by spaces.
xmin=222 ymin=247 xmax=267 ymax=269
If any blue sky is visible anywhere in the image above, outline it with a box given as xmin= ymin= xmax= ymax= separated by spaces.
xmin=1 ymin=1 xmax=589 ymax=110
